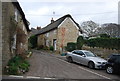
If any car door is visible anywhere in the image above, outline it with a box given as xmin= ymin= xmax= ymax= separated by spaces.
xmin=114 ymin=56 xmax=120 ymax=72
xmin=76 ymin=51 xmax=88 ymax=65
xmin=74 ymin=51 xmax=83 ymax=64
xmin=72 ymin=51 xmax=86 ymax=65
xmin=71 ymin=51 xmax=79 ymax=63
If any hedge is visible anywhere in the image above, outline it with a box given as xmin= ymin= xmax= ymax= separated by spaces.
xmin=86 ymin=38 xmax=120 ymax=50
xmin=66 ymin=42 xmax=76 ymax=52
xmin=28 ymin=35 xmax=37 ymax=48
xmin=76 ymin=36 xmax=84 ymax=50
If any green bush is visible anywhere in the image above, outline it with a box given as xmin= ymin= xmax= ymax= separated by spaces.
xmin=100 ymin=34 xmax=110 ymax=38
xmin=6 ymin=55 xmax=30 ymax=75
xmin=19 ymin=63 xmax=29 ymax=72
xmin=49 ymin=46 xmax=54 ymax=51
xmin=43 ymin=46 xmax=49 ymax=50
xmin=8 ymin=55 xmax=23 ymax=66
xmin=28 ymin=35 xmax=37 ymax=48
xmin=8 ymin=65 xmax=19 ymax=75
xmin=76 ymin=36 xmax=84 ymax=50
xmin=86 ymin=38 xmax=120 ymax=50
xmin=66 ymin=42 xmax=76 ymax=52
xmin=23 ymin=60 xmax=30 ymax=67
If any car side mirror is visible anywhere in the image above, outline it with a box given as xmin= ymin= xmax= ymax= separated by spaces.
xmin=82 ymin=55 xmax=86 ymax=57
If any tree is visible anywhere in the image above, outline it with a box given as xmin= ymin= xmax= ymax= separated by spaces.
xmin=28 ymin=35 xmax=37 ymax=49
xmin=76 ymin=36 xmax=84 ymax=50
xmin=96 ymin=23 xmax=119 ymax=38
xmin=100 ymin=34 xmax=110 ymax=38
xmin=80 ymin=21 xmax=99 ymax=37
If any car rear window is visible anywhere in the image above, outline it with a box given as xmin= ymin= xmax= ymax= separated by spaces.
xmin=109 ymin=55 xmax=120 ymax=62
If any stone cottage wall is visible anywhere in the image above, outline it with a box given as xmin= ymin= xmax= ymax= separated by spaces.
xmin=57 ymin=17 xmax=80 ymax=52
xmin=2 ymin=3 xmax=14 ymax=72
xmin=2 ymin=2 xmax=29 ymax=73
xmin=38 ymin=29 xmax=57 ymax=48
xmin=38 ymin=34 xmax=45 ymax=47
xmin=0 ymin=1 xmax=2 ymax=77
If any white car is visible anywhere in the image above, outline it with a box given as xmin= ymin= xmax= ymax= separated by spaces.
xmin=66 ymin=50 xmax=107 ymax=69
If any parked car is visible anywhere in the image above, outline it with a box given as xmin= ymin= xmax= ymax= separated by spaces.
xmin=106 ymin=54 xmax=120 ymax=74
xmin=66 ymin=50 xmax=107 ymax=69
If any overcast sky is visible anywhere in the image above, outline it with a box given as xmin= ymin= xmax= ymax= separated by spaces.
xmin=18 ymin=0 xmax=119 ymax=29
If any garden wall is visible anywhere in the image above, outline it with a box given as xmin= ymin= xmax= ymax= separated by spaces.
xmin=82 ymin=45 xmax=120 ymax=59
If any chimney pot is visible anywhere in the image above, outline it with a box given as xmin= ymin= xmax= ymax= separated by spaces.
xmin=51 ymin=17 xmax=54 ymax=23
xmin=37 ymin=26 xmax=41 ymax=30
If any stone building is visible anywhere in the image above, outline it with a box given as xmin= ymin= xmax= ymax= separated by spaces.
xmin=0 ymin=1 xmax=2 ymax=77
xmin=36 ymin=14 xmax=83 ymax=53
xmin=2 ymin=1 xmax=30 ymax=72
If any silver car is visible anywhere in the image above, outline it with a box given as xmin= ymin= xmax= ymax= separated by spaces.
xmin=66 ymin=50 xmax=107 ymax=69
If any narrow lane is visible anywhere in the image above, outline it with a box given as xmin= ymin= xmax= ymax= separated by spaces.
xmin=23 ymin=50 xmax=120 ymax=80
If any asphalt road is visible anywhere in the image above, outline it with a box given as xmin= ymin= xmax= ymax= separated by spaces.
xmin=20 ymin=50 xmax=119 ymax=80
xmin=3 ymin=50 xmax=119 ymax=80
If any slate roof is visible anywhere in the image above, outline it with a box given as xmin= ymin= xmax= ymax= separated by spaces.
xmin=36 ymin=14 xmax=82 ymax=36
xmin=12 ymin=2 xmax=30 ymax=31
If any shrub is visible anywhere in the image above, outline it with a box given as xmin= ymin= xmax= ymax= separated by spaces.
xmin=76 ymin=36 xmax=84 ymax=50
xmin=86 ymin=38 xmax=120 ymax=50
xmin=19 ymin=63 xmax=29 ymax=73
xmin=5 ymin=55 xmax=30 ymax=75
xmin=8 ymin=65 xmax=19 ymax=75
xmin=43 ymin=46 xmax=49 ymax=50
xmin=100 ymin=34 xmax=110 ymax=38
xmin=66 ymin=42 xmax=76 ymax=52
xmin=37 ymin=45 xmax=44 ymax=50
xmin=8 ymin=55 xmax=23 ymax=66
xmin=49 ymin=46 xmax=54 ymax=51
xmin=28 ymin=35 xmax=37 ymax=48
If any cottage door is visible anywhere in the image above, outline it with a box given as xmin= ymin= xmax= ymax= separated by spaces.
xmin=53 ymin=39 xmax=57 ymax=51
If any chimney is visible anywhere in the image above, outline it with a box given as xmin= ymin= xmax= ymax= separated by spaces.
xmin=37 ymin=26 xmax=41 ymax=30
xmin=51 ymin=17 xmax=54 ymax=23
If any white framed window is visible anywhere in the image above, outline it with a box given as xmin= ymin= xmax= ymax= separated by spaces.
xmin=15 ymin=8 xmax=18 ymax=22
xmin=23 ymin=24 xmax=25 ymax=31
xmin=54 ymin=30 xmax=56 ymax=34
xmin=46 ymin=33 xmax=49 ymax=37
xmin=12 ymin=34 xmax=17 ymax=49
xmin=23 ymin=24 xmax=27 ymax=35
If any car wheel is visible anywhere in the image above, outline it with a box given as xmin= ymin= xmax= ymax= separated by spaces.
xmin=67 ymin=57 xmax=73 ymax=63
xmin=88 ymin=61 xmax=95 ymax=69
xmin=106 ymin=66 xmax=114 ymax=74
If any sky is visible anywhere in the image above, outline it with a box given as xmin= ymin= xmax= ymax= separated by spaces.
xmin=17 ymin=0 xmax=119 ymax=29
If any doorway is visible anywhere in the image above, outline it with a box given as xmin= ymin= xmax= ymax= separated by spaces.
xmin=53 ymin=39 xmax=57 ymax=51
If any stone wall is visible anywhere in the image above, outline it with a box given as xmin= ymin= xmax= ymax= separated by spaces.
xmin=46 ymin=29 xmax=57 ymax=47
xmin=82 ymin=45 xmax=120 ymax=59
xmin=37 ymin=17 xmax=81 ymax=53
xmin=2 ymin=3 xmax=13 ymax=72
xmin=2 ymin=2 xmax=29 ymax=73
xmin=57 ymin=17 xmax=80 ymax=52
xmin=0 ymin=1 xmax=2 ymax=78
xmin=38 ymin=29 xmax=57 ymax=47
xmin=38 ymin=34 xmax=45 ymax=47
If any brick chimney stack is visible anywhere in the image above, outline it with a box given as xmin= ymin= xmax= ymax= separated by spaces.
xmin=51 ymin=17 xmax=54 ymax=23
xmin=37 ymin=26 xmax=41 ymax=30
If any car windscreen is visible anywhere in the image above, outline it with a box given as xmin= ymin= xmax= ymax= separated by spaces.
xmin=84 ymin=52 xmax=96 ymax=57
